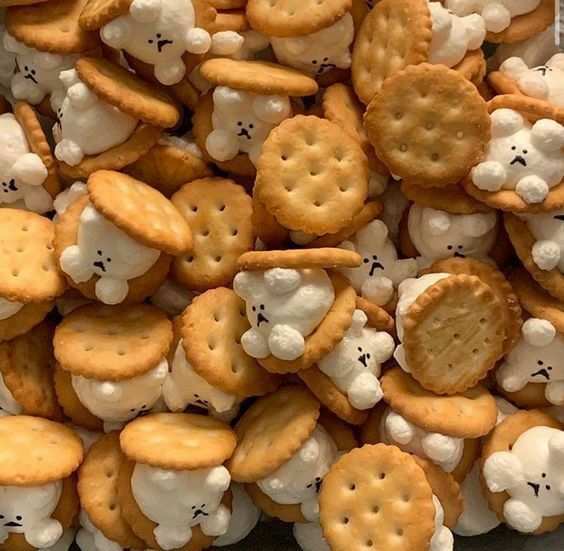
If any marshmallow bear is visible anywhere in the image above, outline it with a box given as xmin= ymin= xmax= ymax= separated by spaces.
xmin=445 ymin=0 xmax=541 ymax=33
xmin=0 ymin=26 xmax=16 ymax=92
xmin=53 ymin=69 xmax=137 ymax=166
xmin=380 ymin=408 xmax=464 ymax=472
xmin=430 ymin=495 xmax=454 ymax=551
xmin=0 ymin=482 xmax=63 ymax=548
xmin=206 ymin=85 xmax=292 ymax=165
xmin=76 ymin=509 xmax=125 ymax=551
xmin=71 ymin=359 xmax=168 ymax=432
xmin=497 ymin=318 xmax=564 ymax=406
xmin=407 ymin=204 xmax=498 ymax=267
xmin=0 ymin=372 xmax=23 ymax=417
xmin=428 ymin=2 xmax=486 ymax=67
xmin=339 ymin=220 xmax=418 ymax=306
xmin=271 ymin=13 xmax=354 ymax=77
xmin=500 ymin=54 xmax=564 ymax=108
xmin=521 ymin=209 xmax=564 ymax=272
xmin=3 ymin=34 xmax=77 ymax=111
xmin=233 ymin=268 xmax=335 ymax=361
xmin=0 ymin=113 xmax=53 ymax=214
xmin=483 ymin=425 xmax=564 ymax=532
xmin=471 ymin=109 xmax=564 ymax=204
xmin=59 ymin=203 xmax=161 ymax=305
xmin=257 ymin=426 xmax=338 ymax=522
xmin=293 ymin=522 xmax=330 ymax=551
xmin=131 ymin=462 xmax=231 ymax=550
xmin=317 ymin=310 xmax=395 ymax=410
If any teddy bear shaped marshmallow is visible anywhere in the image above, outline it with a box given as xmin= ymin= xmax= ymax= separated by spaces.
xmin=471 ymin=108 xmax=564 ymax=204
xmin=257 ymin=426 xmax=339 ymax=522
xmin=76 ymin=509 xmax=126 ymax=551
xmin=317 ymin=309 xmax=395 ymax=410
xmin=53 ymin=69 xmax=138 ymax=167
xmin=407 ymin=204 xmax=498 ymax=267
xmin=496 ymin=318 xmax=564 ymax=406
xmin=0 ymin=482 xmax=63 ymax=548
xmin=483 ymin=425 xmax=564 ymax=532
xmin=131 ymin=462 xmax=232 ymax=550
xmin=520 ymin=208 xmax=564 ymax=272
xmin=270 ymin=13 xmax=354 ymax=77
xmin=445 ymin=0 xmax=541 ymax=33
xmin=0 ymin=113 xmax=53 ymax=214
xmin=338 ymin=219 xmax=419 ymax=306
xmin=499 ymin=54 xmax=564 ymax=108
xmin=233 ymin=268 xmax=335 ymax=361
xmin=206 ymin=85 xmax=292 ymax=165
xmin=427 ymin=1 xmax=486 ymax=68
xmin=0 ymin=26 xmax=16 ymax=92
xmin=59 ymin=203 xmax=161 ymax=305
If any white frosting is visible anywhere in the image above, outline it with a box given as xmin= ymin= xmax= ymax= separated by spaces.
xmin=496 ymin=318 xmax=564 ymax=406
xmin=163 ymin=340 xmax=238 ymax=414
xmin=213 ymin=483 xmax=260 ymax=547
xmin=233 ymin=268 xmax=335 ymax=361
xmin=0 ymin=482 xmax=63 ymax=548
xmin=149 ymin=279 xmax=197 ymax=317
xmin=293 ymin=521 xmax=330 ymax=551
xmin=339 ymin=220 xmax=418 ymax=306
xmin=59 ymin=203 xmax=160 ymax=305
xmin=271 ymin=13 xmax=353 ymax=76
xmin=0 ymin=26 xmax=16 ymax=91
xmin=445 ymin=0 xmax=541 ymax=33
xmin=380 ymin=183 xmax=410 ymax=242
xmin=318 ymin=309 xmax=395 ymax=410
xmin=206 ymin=85 xmax=292 ymax=166
xmin=430 ymin=495 xmax=454 ymax=551
xmin=471 ymin=109 xmax=564 ymax=204
xmin=131 ymin=462 xmax=231 ymax=550
xmin=257 ymin=426 xmax=338 ymax=522
xmin=521 ymin=209 xmax=564 ymax=272
xmin=76 ymin=509 xmax=122 ymax=551
xmin=0 ymin=296 xmax=24 ymax=321
xmin=483 ymin=425 xmax=564 ymax=533
xmin=71 ymin=358 xmax=168 ymax=430
xmin=53 ymin=182 xmax=87 ymax=219
xmin=407 ymin=204 xmax=498 ymax=267
xmin=380 ymin=408 xmax=464 ymax=472
xmin=428 ymin=2 xmax=485 ymax=67
xmin=0 ymin=112 xmax=52 ymax=214
xmin=0 ymin=372 xmax=23 ymax=417
xmin=53 ymin=69 xmax=137 ymax=166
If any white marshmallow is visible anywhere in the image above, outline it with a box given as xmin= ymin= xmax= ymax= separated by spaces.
xmin=521 ymin=208 xmax=564 ymax=272
xmin=0 ymin=371 xmax=23 ymax=417
xmin=293 ymin=521 xmax=330 ymax=551
xmin=0 ymin=296 xmax=24 ymax=321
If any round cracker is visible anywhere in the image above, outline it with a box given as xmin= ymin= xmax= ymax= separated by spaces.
xmin=453 ymin=47 xmax=486 ymax=86
xmin=237 ymin=248 xmax=361 ymax=270
xmin=251 ymin=188 xmax=290 ymax=248
xmin=227 ymin=385 xmax=321 ymax=482
xmin=78 ymin=0 xmax=132 ymax=30
xmin=318 ymin=408 xmax=358 ymax=452
xmin=451 ymin=438 xmax=481 ymax=484
xmin=381 ymin=367 xmax=497 ymax=438
xmin=319 ymin=444 xmax=436 ymax=551
xmin=120 ymin=412 xmax=237 ymax=469
xmin=0 ymin=301 xmax=53 ymax=343
xmin=0 ymin=416 xmax=83 ymax=485
xmin=356 ymin=296 xmax=395 ymax=334
xmin=54 ymin=303 xmax=172 ymax=380
xmin=87 ymin=170 xmax=193 ymax=255
xmin=246 ymin=483 xmax=307 ymax=523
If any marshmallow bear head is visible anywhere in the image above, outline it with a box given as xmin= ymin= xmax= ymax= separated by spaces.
xmin=0 ymin=113 xmax=52 ymax=213
xmin=408 ymin=204 xmax=498 ymax=264
xmin=428 ymin=1 xmax=486 ymax=67
xmin=233 ymin=268 xmax=335 ymax=361
xmin=59 ymin=203 xmax=161 ymax=305
xmin=471 ymin=109 xmax=564 ymax=204
xmin=0 ymin=482 xmax=63 ymax=548
xmin=497 ymin=318 xmax=564 ymax=405
xmin=483 ymin=425 xmax=564 ymax=532
xmin=500 ymin=54 xmax=564 ymax=108
xmin=206 ymin=85 xmax=291 ymax=165
xmin=270 ymin=13 xmax=354 ymax=76
xmin=0 ymin=26 xmax=16 ymax=90
xmin=100 ymin=0 xmax=212 ymax=85
xmin=318 ymin=310 xmax=395 ymax=410
xmin=54 ymin=69 xmax=137 ymax=166
xmin=339 ymin=219 xmax=418 ymax=306
xmin=521 ymin=208 xmax=564 ymax=272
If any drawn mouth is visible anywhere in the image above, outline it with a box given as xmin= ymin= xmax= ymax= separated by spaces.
xmin=157 ymin=39 xmax=173 ymax=53
xmin=510 ymin=155 xmax=527 ymax=167
xmin=527 ymin=482 xmax=540 ymax=497
xmin=4 ymin=522 xmax=22 ymax=528
xmin=554 ymin=215 xmax=564 ymax=221
xmin=237 ymin=128 xmax=251 ymax=140
xmin=93 ymin=261 xmax=106 ymax=272
xmin=535 ymin=67 xmax=549 ymax=76
xmin=369 ymin=262 xmax=384 ymax=276
xmin=315 ymin=478 xmax=322 ymax=492
xmin=195 ymin=399 xmax=208 ymax=408
xmin=193 ymin=510 xmax=208 ymax=519
xmin=257 ymin=313 xmax=269 ymax=326
xmin=454 ymin=252 xmax=466 ymax=258
xmin=317 ymin=63 xmax=336 ymax=74
xmin=138 ymin=409 xmax=150 ymax=417
xmin=531 ymin=368 xmax=550 ymax=380
xmin=357 ymin=354 xmax=368 ymax=367
xmin=24 ymin=73 xmax=38 ymax=84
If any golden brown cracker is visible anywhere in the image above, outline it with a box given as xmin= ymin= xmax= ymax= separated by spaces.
xmin=78 ymin=0 xmax=132 ymax=30
xmin=318 ymin=408 xmax=358 ymax=452
xmin=487 ymin=93 xmax=564 ymax=125
xmin=246 ymin=483 xmax=308 ymax=523
xmin=237 ymin=248 xmax=361 ymax=271
xmin=356 ymin=296 xmax=396 ymax=334
xmin=453 ymin=47 xmax=486 ymax=86
xmin=451 ymin=438 xmax=481 ymax=484
xmin=251 ymin=190 xmax=290 ymax=248
xmin=497 ymin=380 xmax=552 ymax=409
xmin=0 ymin=301 xmax=53 ymax=343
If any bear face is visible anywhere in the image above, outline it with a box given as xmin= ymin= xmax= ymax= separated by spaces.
xmin=233 ymin=268 xmax=335 ymax=361
xmin=0 ymin=372 xmax=23 ymax=417
xmin=270 ymin=13 xmax=354 ymax=77
xmin=471 ymin=109 xmax=564 ymax=204
xmin=59 ymin=203 xmax=161 ymax=305
xmin=318 ymin=310 xmax=395 ymax=410
xmin=0 ymin=482 xmax=63 ymax=548
xmin=339 ymin=220 xmax=419 ymax=306
xmin=53 ymin=69 xmax=138 ymax=167
xmin=131 ymin=463 xmax=231 ymax=549
xmin=521 ymin=209 xmax=564 ymax=272
xmin=257 ymin=426 xmax=338 ymax=522
xmin=483 ymin=425 xmax=564 ymax=532
xmin=428 ymin=2 xmax=486 ymax=68
xmin=206 ymin=86 xmax=292 ymax=166
xmin=407 ymin=204 xmax=498 ymax=267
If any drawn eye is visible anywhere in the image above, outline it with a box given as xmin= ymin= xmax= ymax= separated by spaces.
xmin=546 ymin=485 xmax=551 ymax=490
xmin=363 ymin=258 xmax=369 ymax=264
xmin=447 ymin=245 xmax=453 ymax=251
xmin=523 ymin=150 xmax=528 ymax=154
xmin=97 ymin=250 xmax=102 ymax=255
xmin=191 ymin=505 xmax=196 ymax=510
xmin=366 ymin=353 xmax=371 ymax=359
xmin=457 ymin=245 xmax=463 ymax=249
xmin=148 ymin=39 xmax=154 ymax=44
xmin=16 ymin=516 xmax=21 ymax=521
xmin=252 ymin=306 xmax=256 ymax=312
xmin=0 ymin=515 xmax=4 ymax=519
xmin=249 ymin=123 xmax=254 ymax=129
xmin=237 ymin=121 xmax=243 ymax=126
xmin=260 ymin=304 xmax=265 ymax=310
xmin=312 ymin=60 xmax=317 ymax=65
xmin=323 ymin=57 xmax=328 ymax=62
xmin=357 ymin=346 xmax=362 ymax=352
xmin=157 ymin=33 xmax=162 ymax=38
xmin=106 ymin=257 xmax=112 ymax=263
xmin=538 ymin=360 xmax=544 ymax=366
xmin=511 ymin=146 xmax=516 ymax=150
xmin=542 ymin=472 xmax=546 ymax=477
xmin=548 ymin=366 xmax=553 ymax=371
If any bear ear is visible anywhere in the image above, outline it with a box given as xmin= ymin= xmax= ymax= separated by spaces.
xmin=546 ymin=53 xmax=564 ymax=71
xmin=459 ymin=212 xmax=497 ymax=238
xmin=251 ymin=95 xmax=291 ymax=124
xmin=358 ymin=219 xmax=389 ymax=245
xmin=130 ymin=0 xmax=163 ymax=23
xmin=421 ymin=207 xmax=451 ymax=235
xmin=264 ymin=268 xmax=302 ymax=294
xmin=530 ymin=119 xmax=564 ymax=153
xmin=33 ymin=51 xmax=64 ymax=70
xmin=151 ymin=468 xmax=179 ymax=491
xmin=93 ymin=381 xmax=123 ymax=402
xmin=282 ymin=36 xmax=309 ymax=56
xmin=349 ymin=309 xmax=367 ymax=336
xmin=428 ymin=1 xmax=452 ymax=34
xmin=233 ymin=271 xmax=258 ymax=299
xmin=206 ymin=466 xmax=231 ymax=492
xmin=490 ymin=108 xmax=525 ymax=138
xmin=548 ymin=431 xmax=564 ymax=463
xmin=2 ymin=32 xmax=28 ymax=55
xmin=59 ymin=68 xmax=81 ymax=89
xmin=80 ymin=204 xmax=102 ymax=227
xmin=499 ymin=57 xmax=530 ymax=80
xmin=213 ymin=85 xmax=245 ymax=108
xmin=299 ymin=438 xmax=320 ymax=463
xmin=522 ymin=317 xmax=556 ymax=347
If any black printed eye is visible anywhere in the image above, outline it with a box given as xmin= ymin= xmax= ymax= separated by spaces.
xmin=0 ymin=515 xmax=4 ymax=519
xmin=201 ymin=504 xmax=206 ymax=508
xmin=457 ymin=245 xmax=463 ymax=249
xmin=358 ymin=346 xmax=362 ymax=352
xmin=97 ymin=250 xmax=102 ymax=255
xmin=31 ymin=70 xmax=36 ymax=75
xmin=237 ymin=121 xmax=243 ymax=126
xmin=252 ymin=306 xmax=256 ymax=312
xmin=538 ymin=360 xmax=544 ymax=366
xmin=191 ymin=505 xmax=196 ymax=510
xmin=24 ymin=65 xmax=29 ymax=71
xmin=548 ymin=366 xmax=553 ymax=371
xmin=366 ymin=353 xmax=371 ymax=359
xmin=323 ymin=57 xmax=328 ymax=62
xmin=260 ymin=304 xmax=265 ymax=310
xmin=546 ymin=485 xmax=551 ymax=490
xmin=447 ymin=245 xmax=453 ymax=250
xmin=542 ymin=472 xmax=546 ymax=477
xmin=511 ymin=146 xmax=516 ymax=150
xmin=523 ymin=150 xmax=528 ymax=154
xmin=148 ymin=39 xmax=154 ymax=44
xmin=16 ymin=516 xmax=21 ymax=521
xmin=363 ymin=258 xmax=370 ymax=263
xmin=157 ymin=33 xmax=162 ymax=38
xmin=106 ymin=257 xmax=112 ymax=263
xmin=312 ymin=60 xmax=317 ymax=65
xmin=249 ymin=123 xmax=254 ymax=129
xmin=130 ymin=408 xmax=136 ymax=412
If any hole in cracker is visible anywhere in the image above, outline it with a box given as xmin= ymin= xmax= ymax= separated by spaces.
xmin=46 ymin=243 xmax=53 ymax=250
xmin=109 ymin=503 xmax=116 ymax=511
xmin=309 ymin=170 xmax=318 ymax=176
xmin=372 ymin=505 xmax=379 ymax=514
xmin=186 ymin=255 xmax=194 ymax=263
xmin=213 ymin=313 xmax=221 ymax=322
xmin=106 ymin=470 xmax=114 ymax=478
xmin=21 ymin=225 xmax=28 ymax=232
xmin=399 ymin=144 xmax=407 ymax=152
xmin=431 ymin=153 xmax=440 ymax=162
xmin=484 ymin=337 xmax=491 ymax=344
xmin=456 ymin=131 xmax=464 ymax=139
xmin=402 ymin=494 xmax=410 ymax=502
xmin=342 ymin=517 xmax=349 ymax=525
xmin=191 ymin=206 xmax=198 ymax=213
xmin=201 ymin=229 xmax=210 ymax=237
xmin=218 ymin=204 xmax=226 ymax=212
xmin=339 ymin=186 xmax=348 ymax=192
xmin=208 ymin=340 xmax=217 ymax=351
xmin=349 ymin=483 xmax=356 ymax=491
xmin=314 ymin=200 xmax=322 ymax=207
xmin=281 ymin=155 xmax=288 ymax=161
xmin=378 ymin=472 xmax=386 ymax=480
xmin=448 ymin=363 xmax=453 ymax=369
xmin=214 ymin=256 xmax=222 ymax=262
xmin=366 ymin=540 xmax=373 ymax=547
xmin=117 ymin=349 xmax=126 ymax=356
xmin=479 ymin=318 xmax=486 ymax=325
xmin=396 ymin=528 xmax=404 ymax=536
xmin=232 ymin=229 xmax=239 ymax=236
xmin=453 ymin=333 xmax=460 ymax=340
xmin=16 ymin=246 xmax=23 ymax=253
xmin=42 ymin=265 xmax=50 ymax=272
xmin=394 ymin=112 xmax=403 ymax=120
xmin=141 ymin=334 xmax=150 ymax=340
xmin=472 ymin=348 xmax=479 ymax=354
xmin=84 ymin=345 xmax=94 ymax=352
xmin=425 ymin=121 xmax=434 ymax=130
